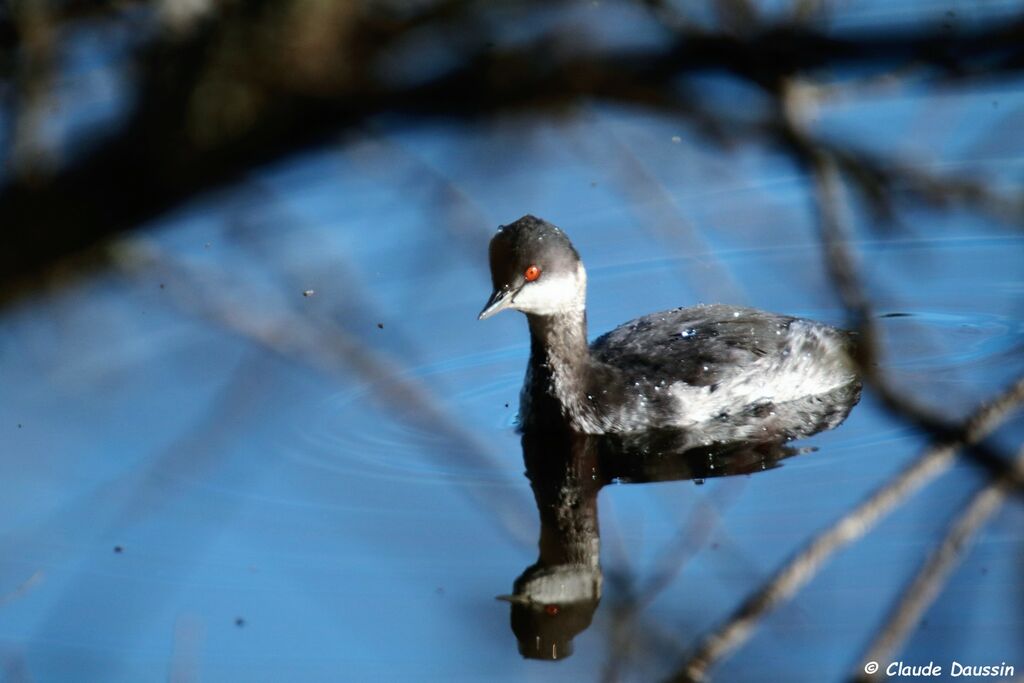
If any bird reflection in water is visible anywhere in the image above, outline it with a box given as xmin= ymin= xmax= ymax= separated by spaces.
xmin=501 ymin=381 xmax=861 ymax=661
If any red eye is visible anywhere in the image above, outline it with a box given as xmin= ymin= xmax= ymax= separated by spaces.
xmin=524 ymin=265 xmax=541 ymax=282
xmin=544 ymin=604 xmax=560 ymax=616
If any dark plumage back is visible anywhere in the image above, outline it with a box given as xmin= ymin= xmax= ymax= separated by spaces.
xmin=591 ymin=304 xmax=799 ymax=387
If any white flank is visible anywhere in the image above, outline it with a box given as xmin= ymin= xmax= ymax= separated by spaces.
xmin=667 ymin=320 xmax=854 ymax=426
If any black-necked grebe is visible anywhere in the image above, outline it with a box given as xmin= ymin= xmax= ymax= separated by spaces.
xmin=479 ymin=215 xmax=860 ymax=439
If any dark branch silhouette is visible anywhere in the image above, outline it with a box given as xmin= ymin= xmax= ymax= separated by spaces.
xmin=1 ymin=2 xmax=1022 ymax=302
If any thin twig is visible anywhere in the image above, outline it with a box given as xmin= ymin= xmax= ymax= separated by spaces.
xmin=854 ymin=445 xmax=1024 ymax=682
xmin=668 ymin=375 xmax=1024 ymax=683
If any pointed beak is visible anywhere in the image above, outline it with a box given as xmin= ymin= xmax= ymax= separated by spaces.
xmin=478 ymin=286 xmax=515 ymax=320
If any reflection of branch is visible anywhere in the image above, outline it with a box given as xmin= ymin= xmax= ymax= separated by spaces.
xmin=0 ymin=570 xmax=44 ymax=607
xmin=668 ymin=375 xmax=1024 ymax=683
xmin=168 ymin=613 xmax=205 ymax=683
xmin=603 ymin=495 xmax=727 ymax=682
xmin=345 ymin=131 xmax=494 ymax=267
xmin=636 ymin=496 xmax=733 ymax=613
xmin=568 ymin=121 xmax=747 ymax=304
xmin=855 ymin=446 xmax=1024 ymax=682
xmin=112 ymin=240 xmax=535 ymax=548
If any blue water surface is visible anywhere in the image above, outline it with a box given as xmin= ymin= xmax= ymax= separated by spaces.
xmin=1 ymin=3 xmax=1023 ymax=682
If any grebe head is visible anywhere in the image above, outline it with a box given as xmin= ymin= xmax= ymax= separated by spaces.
xmin=478 ymin=215 xmax=586 ymax=320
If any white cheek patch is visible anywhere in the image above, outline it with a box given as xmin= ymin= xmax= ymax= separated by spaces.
xmin=511 ymin=264 xmax=586 ymax=315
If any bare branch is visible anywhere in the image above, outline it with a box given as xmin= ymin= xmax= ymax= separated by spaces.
xmin=854 ymin=445 xmax=1024 ymax=682
xmin=783 ymin=86 xmax=1024 ymax=488
xmin=2 ymin=6 xmax=1023 ymax=303
xmin=668 ymin=375 xmax=1024 ymax=683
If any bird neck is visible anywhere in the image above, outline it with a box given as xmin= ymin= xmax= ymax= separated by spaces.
xmin=526 ymin=309 xmax=592 ymax=418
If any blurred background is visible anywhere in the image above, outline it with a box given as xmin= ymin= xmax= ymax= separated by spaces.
xmin=1 ymin=0 xmax=1023 ymax=681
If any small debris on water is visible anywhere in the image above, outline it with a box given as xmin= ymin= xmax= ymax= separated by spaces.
xmin=671 ymin=135 xmax=681 ymax=143
xmin=235 ymin=617 xmax=245 ymax=628
xmin=302 ymin=289 xmax=315 ymax=297
xmin=694 ymin=478 xmax=705 ymax=486
xmin=113 ymin=545 xmax=124 ymax=553
xmin=377 ymin=322 xmax=384 ymax=329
